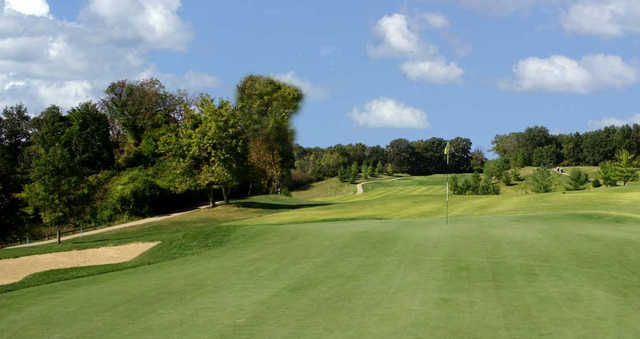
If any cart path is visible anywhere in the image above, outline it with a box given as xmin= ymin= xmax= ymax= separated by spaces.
xmin=356 ymin=177 xmax=407 ymax=195
xmin=7 ymin=203 xmax=216 ymax=249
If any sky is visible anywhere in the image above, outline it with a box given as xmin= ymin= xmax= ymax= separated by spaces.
xmin=1 ymin=0 xmax=640 ymax=152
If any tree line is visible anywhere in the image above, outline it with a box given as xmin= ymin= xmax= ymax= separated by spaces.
xmin=491 ymin=125 xmax=640 ymax=167
xmin=1 ymin=75 xmax=303 ymax=244
xmin=292 ymin=137 xmax=476 ymax=187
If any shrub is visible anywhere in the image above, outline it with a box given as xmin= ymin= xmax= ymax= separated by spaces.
xmin=592 ymin=178 xmax=601 ymax=188
xmin=530 ymin=167 xmax=553 ymax=193
xmin=566 ymin=168 xmax=589 ymax=191
xmin=501 ymin=172 xmax=512 ymax=186
xmin=512 ymin=168 xmax=523 ymax=181
xmin=598 ymin=161 xmax=617 ymax=187
xmin=96 ymin=169 xmax=166 ymax=223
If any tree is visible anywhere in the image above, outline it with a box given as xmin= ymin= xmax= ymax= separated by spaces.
xmin=362 ymin=162 xmax=369 ymax=180
xmin=0 ymin=104 xmax=33 ymax=241
xmin=501 ymin=171 xmax=512 ymax=186
xmin=385 ymin=163 xmax=394 ymax=176
xmin=530 ymin=167 xmax=553 ymax=193
xmin=375 ymin=161 xmax=384 ymax=177
xmin=349 ymin=162 xmax=360 ymax=184
xmin=66 ymin=102 xmax=114 ymax=172
xmin=386 ymin=138 xmax=414 ymax=174
xmin=470 ymin=149 xmax=487 ymax=173
xmin=102 ymin=78 xmax=185 ymax=167
xmin=164 ymin=96 xmax=247 ymax=207
xmin=613 ymin=149 xmax=639 ymax=186
xmin=598 ymin=162 xmax=617 ymax=187
xmin=566 ymin=168 xmax=589 ymax=191
xmin=236 ymin=75 xmax=304 ymax=194
xmin=338 ymin=166 xmax=349 ymax=182
xmin=22 ymin=106 xmax=88 ymax=244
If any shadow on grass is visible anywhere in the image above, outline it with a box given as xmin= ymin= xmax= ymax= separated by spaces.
xmin=232 ymin=201 xmax=330 ymax=210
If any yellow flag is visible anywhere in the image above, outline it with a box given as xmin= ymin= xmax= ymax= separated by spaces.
xmin=444 ymin=142 xmax=451 ymax=155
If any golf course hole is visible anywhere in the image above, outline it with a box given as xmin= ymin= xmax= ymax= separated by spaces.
xmin=0 ymin=242 xmax=160 ymax=286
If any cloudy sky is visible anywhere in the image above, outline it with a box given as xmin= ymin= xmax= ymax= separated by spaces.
xmin=1 ymin=0 xmax=639 ymax=151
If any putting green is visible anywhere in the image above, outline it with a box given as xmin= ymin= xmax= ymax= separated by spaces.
xmin=1 ymin=176 xmax=639 ymax=338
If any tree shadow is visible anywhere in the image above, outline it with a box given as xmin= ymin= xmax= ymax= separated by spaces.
xmin=231 ymin=201 xmax=330 ymax=210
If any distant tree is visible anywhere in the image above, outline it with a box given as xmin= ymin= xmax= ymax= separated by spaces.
xmin=532 ymin=144 xmax=561 ymax=167
xmin=362 ymin=163 xmax=369 ymax=180
xmin=337 ymin=166 xmax=348 ymax=182
xmin=613 ymin=149 xmax=639 ymax=186
xmin=385 ymin=163 xmax=394 ymax=176
xmin=470 ymin=172 xmax=482 ymax=195
xmin=470 ymin=149 xmax=487 ymax=173
xmin=375 ymin=161 xmax=384 ymax=177
xmin=451 ymin=175 xmax=461 ymax=195
xmin=386 ymin=138 xmax=414 ymax=174
xmin=349 ymin=162 xmax=360 ymax=184
xmin=66 ymin=102 xmax=114 ymax=172
xmin=566 ymin=168 xmax=589 ymax=191
xmin=598 ymin=162 xmax=617 ymax=187
xmin=530 ymin=167 xmax=553 ymax=193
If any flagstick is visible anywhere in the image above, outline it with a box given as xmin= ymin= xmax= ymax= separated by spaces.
xmin=446 ymin=151 xmax=449 ymax=225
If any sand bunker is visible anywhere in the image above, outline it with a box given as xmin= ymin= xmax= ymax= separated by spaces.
xmin=0 ymin=242 xmax=159 ymax=285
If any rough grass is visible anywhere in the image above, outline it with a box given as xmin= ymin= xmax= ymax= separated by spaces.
xmin=1 ymin=174 xmax=640 ymax=338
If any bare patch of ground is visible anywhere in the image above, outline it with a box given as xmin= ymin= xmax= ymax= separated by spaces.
xmin=0 ymin=242 xmax=159 ymax=285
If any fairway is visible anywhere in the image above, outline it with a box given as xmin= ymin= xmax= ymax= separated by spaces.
xmin=2 ymin=176 xmax=640 ymax=338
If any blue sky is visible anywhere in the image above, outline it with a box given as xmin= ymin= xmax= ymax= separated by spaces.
xmin=1 ymin=0 xmax=640 ymax=152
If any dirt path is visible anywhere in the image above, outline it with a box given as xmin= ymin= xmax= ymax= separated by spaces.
xmin=7 ymin=204 xmax=214 ymax=249
xmin=0 ymin=242 xmax=159 ymax=285
xmin=356 ymin=177 xmax=407 ymax=195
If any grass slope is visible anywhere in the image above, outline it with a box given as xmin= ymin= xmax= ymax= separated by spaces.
xmin=1 ymin=175 xmax=640 ymax=338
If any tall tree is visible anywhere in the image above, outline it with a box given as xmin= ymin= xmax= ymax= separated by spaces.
xmin=236 ymin=75 xmax=304 ymax=194
xmin=613 ymin=149 xmax=639 ymax=186
xmin=101 ymin=78 xmax=185 ymax=167
xmin=0 ymin=104 xmax=33 ymax=241
xmin=22 ymin=106 xmax=87 ymax=244
xmin=163 ymin=96 xmax=247 ymax=207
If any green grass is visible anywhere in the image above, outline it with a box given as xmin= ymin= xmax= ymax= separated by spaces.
xmin=2 ymin=175 xmax=640 ymax=338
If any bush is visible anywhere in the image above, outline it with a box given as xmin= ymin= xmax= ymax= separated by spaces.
xmin=530 ymin=167 xmax=553 ymax=193
xmin=512 ymin=168 xmax=523 ymax=182
xmin=566 ymin=168 xmax=589 ymax=191
xmin=501 ymin=172 xmax=512 ymax=186
xmin=598 ymin=162 xmax=617 ymax=187
xmin=592 ymin=178 xmax=601 ymax=188
xmin=96 ymin=169 xmax=167 ymax=223
xmin=291 ymin=170 xmax=314 ymax=190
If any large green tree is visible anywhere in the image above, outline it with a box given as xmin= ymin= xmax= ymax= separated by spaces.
xmin=0 ymin=104 xmax=33 ymax=241
xmin=164 ymin=96 xmax=247 ymax=207
xmin=613 ymin=149 xmax=638 ymax=186
xmin=236 ymin=75 xmax=304 ymax=194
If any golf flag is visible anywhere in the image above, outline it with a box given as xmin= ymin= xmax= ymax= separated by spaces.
xmin=444 ymin=142 xmax=451 ymax=155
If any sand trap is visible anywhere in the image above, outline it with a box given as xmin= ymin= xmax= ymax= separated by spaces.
xmin=0 ymin=242 xmax=159 ymax=285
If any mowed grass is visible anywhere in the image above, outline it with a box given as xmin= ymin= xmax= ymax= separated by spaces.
xmin=2 ymin=175 xmax=640 ymax=338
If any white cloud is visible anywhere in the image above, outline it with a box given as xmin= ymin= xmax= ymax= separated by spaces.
xmin=502 ymin=54 xmax=637 ymax=94
xmin=421 ymin=13 xmax=450 ymax=29
xmin=368 ymin=14 xmax=434 ymax=58
xmin=368 ymin=13 xmax=465 ymax=84
xmin=3 ymin=0 xmax=50 ymax=17
xmin=562 ymin=0 xmax=640 ymax=37
xmin=588 ymin=113 xmax=640 ymax=129
xmin=349 ymin=98 xmax=430 ymax=129
xmin=401 ymin=59 xmax=464 ymax=84
xmin=0 ymin=0 xmax=216 ymax=112
xmin=272 ymin=71 xmax=329 ymax=100
xmin=81 ymin=0 xmax=192 ymax=50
